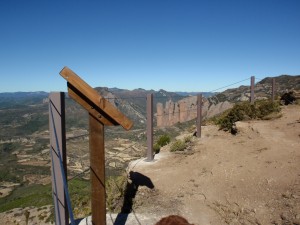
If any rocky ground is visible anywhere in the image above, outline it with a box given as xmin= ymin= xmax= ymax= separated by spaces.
xmin=126 ymin=104 xmax=300 ymax=225
xmin=0 ymin=205 xmax=53 ymax=225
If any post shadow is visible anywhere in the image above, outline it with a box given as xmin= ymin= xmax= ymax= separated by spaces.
xmin=114 ymin=171 xmax=154 ymax=225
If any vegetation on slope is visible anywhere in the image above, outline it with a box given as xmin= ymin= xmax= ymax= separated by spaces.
xmin=0 ymin=178 xmax=91 ymax=222
xmin=0 ymin=184 xmax=53 ymax=213
xmin=153 ymin=134 xmax=171 ymax=154
xmin=215 ymin=100 xmax=281 ymax=134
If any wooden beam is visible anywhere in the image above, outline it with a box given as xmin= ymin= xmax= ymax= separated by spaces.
xmin=68 ymin=84 xmax=116 ymax=126
xmin=60 ymin=67 xmax=133 ymax=130
xmin=89 ymin=114 xmax=106 ymax=225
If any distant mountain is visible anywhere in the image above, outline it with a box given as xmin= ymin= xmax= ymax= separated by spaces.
xmin=175 ymin=92 xmax=216 ymax=97
xmin=0 ymin=91 xmax=48 ymax=109
xmin=210 ymin=75 xmax=300 ymax=103
xmin=0 ymin=88 xmax=184 ymax=137
xmin=259 ymin=75 xmax=300 ymax=90
xmin=0 ymin=74 xmax=299 ymax=138
xmin=0 ymin=91 xmax=48 ymax=98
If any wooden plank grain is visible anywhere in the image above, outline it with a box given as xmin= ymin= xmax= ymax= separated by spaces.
xmin=60 ymin=67 xmax=133 ymax=130
xmin=68 ymin=86 xmax=116 ymax=126
xmin=89 ymin=115 xmax=106 ymax=225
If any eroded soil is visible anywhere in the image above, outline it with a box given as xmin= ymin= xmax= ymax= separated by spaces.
xmin=129 ymin=105 xmax=300 ymax=225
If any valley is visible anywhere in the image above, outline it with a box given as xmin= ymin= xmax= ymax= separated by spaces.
xmin=0 ymin=74 xmax=299 ymax=224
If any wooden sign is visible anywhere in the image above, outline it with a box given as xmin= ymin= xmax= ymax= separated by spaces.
xmin=60 ymin=66 xmax=133 ymax=130
xmin=59 ymin=67 xmax=133 ymax=225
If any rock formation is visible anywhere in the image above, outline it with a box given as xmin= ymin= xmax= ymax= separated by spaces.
xmin=157 ymin=96 xmax=233 ymax=127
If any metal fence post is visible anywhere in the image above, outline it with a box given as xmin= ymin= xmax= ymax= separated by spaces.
xmin=272 ymin=78 xmax=276 ymax=102
xmin=250 ymin=76 xmax=255 ymax=104
xmin=197 ymin=94 xmax=202 ymax=138
xmin=146 ymin=93 xmax=154 ymax=161
xmin=49 ymin=92 xmax=69 ymax=225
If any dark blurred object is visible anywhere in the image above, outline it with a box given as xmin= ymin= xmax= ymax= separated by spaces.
xmin=280 ymin=91 xmax=296 ymax=105
xmin=155 ymin=215 xmax=194 ymax=225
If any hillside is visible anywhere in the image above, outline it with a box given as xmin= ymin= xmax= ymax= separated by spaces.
xmin=0 ymin=75 xmax=299 ymax=185
xmin=0 ymin=74 xmax=299 ymax=138
xmin=0 ymin=92 xmax=48 ymax=109
xmin=1 ymin=104 xmax=298 ymax=224
xmin=125 ymin=104 xmax=300 ymax=225
xmin=259 ymin=75 xmax=300 ymax=90
xmin=0 ymin=88 xmax=184 ymax=140
xmin=213 ymin=75 xmax=300 ymax=103
xmin=0 ymin=74 xmax=299 ymax=224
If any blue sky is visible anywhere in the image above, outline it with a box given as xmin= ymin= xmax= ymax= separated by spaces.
xmin=0 ymin=0 xmax=299 ymax=93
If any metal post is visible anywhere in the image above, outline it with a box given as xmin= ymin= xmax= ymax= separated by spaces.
xmin=49 ymin=92 xmax=68 ymax=225
xmin=250 ymin=76 xmax=255 ymax=104
xmin=272 ymin=78 xmax=276 ymax=102
xmin=146 ymin=93 xmax=154 ymax=161
xmin=197 ymin=94 xmax=202 ymax=138
xmin=89 ymin=114 xmax=106 ymax=225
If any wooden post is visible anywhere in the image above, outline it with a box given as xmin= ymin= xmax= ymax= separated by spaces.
xmin=89 ymin=115 xmax=106 ymax=225
xmin=197 ymin=94 xmax=202 ymax=138
xmin=146 ymin=93 xmax=154 ymax=161
xmin=250 ymin=76 xmax=255 ymax=104
xmin=49 ymin=92 xmax=69 ymax=225
xmin=58 ymin=67 xmax=133 ymax=225
xmin=272 ymin=78 xmax=275 ymax=102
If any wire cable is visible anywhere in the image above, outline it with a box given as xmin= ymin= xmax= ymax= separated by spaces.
xmin=207 ymin=77 xmax=251 ymax=93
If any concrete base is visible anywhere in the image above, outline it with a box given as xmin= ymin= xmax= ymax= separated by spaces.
xmin=75 ymin=213 xmax=158 ymax=225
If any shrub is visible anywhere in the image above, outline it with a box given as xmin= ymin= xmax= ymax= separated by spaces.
xmin=184 ymin=135 xmax=193 ymax=143
xmin=152 ymin=134 xmax=171 ymax=154
xmin=106 ymin=175 xmax=127 ymax=212
xmin=216 ymin=100 xmax=280 ymax=133
xmin=256 ymin=100 xmax=280 ymax=119
xmin=153 ymin=143 xmax=161 ymax=154
xmin=170 ymin=140 xmax=186 ymax=152
xmin=157 ymin=134 xmax=171 ymax=147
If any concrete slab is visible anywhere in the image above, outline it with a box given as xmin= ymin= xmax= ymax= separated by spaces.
xmin=76 ymin=213 xmax=158 ymax=225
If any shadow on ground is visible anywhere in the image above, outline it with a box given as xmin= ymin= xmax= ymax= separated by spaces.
xmin=114 ymin=171 xmax=154 ymax=225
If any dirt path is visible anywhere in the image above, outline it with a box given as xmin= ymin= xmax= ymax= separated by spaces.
xmin=129 ymin=105 xmax=300 ymax=225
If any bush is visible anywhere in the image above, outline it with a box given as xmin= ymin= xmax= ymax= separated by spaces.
xmin=184 ymin=135 xmax=193 ymax=143
xmin=153 ymin=143 xmax=161 ymax=154
xmin=157 ymin=134 xmax=171 ymax=147
xmin=152 ymin=134 xmax=171 ymax=154
xmin=170 ymin=140 xmax=186 ymax=152
xmin=106 ymin=175 xmax=127 ymax=212
xmin=216 ymin=100 xmax=281 ymax=133
xmin=256 ymin=100 xmax=281 ymax=119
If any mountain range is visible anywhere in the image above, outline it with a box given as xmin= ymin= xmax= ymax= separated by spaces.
xmin=0 ymin=74 xmax=299 ymax=139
